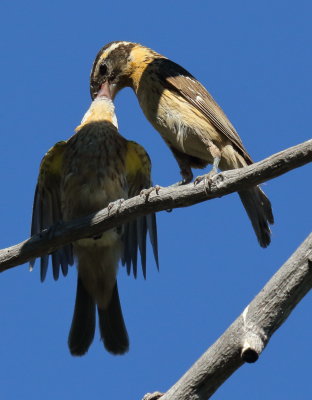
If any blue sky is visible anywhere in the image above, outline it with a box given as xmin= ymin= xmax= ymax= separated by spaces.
xmin=0 ymin=1 xmax=311 ymax=399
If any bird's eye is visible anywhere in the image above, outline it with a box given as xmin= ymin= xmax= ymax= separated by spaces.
xmin=99 ymin=63 xmax=108 ymax=76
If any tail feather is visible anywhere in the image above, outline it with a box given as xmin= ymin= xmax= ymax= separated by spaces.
xmin=98 ymin=283 xmax=129 ymax=355
xmin=238 ymin=186 xmax=274 ymax=248
xmin=68 ymin=277 xmax=96 ymax=356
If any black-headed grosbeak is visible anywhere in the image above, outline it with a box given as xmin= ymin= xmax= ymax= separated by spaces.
xmin=90 ymin=41 xmax=274 ymax=248
xmin=30 ymin=81 xmax=158 ymax=356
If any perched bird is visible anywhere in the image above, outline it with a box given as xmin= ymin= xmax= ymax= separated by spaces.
xmin=30 ymin=81 xmax=158 ymax=356
xmin=90 ymin=41 xmax=274 ymax=247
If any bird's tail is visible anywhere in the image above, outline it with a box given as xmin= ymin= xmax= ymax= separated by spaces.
xmin=68 ymin=277 xmax=96 ymax=356
xmin=98 ymin=283 xmax=129 ymax=355
xmin=238 ymin=186 xmax=274 ymax=248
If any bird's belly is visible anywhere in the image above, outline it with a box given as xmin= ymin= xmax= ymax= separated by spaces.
xmin=141 ymin=89 xmax=223 ymax=163
xmin=62 ymin=176 xmax=126 ymax=218
xmin=155 ymin=109 xmax=218 ymax=164
xmin=62 ymin=173 xmax=126 ymax=247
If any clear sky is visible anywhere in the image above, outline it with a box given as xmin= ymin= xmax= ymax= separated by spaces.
xmin=0 ymin=1 xmax=311 ymax=399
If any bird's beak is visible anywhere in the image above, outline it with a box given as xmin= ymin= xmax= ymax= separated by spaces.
xmin=90 ymin=80 xmax=118 ymax=100
xmin=96 ymin=81 xmax=112 ymax=99
xmin=108 ymin=82 xmax=117 ymax=99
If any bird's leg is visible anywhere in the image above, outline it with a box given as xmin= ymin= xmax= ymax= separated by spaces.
xmin=168 ymin=144 xmax=193 ymax=184
xmin=175 ymin=157 xmax=193 ymax=185
xmin=194 ymin=141 xmax=221 ymax=190
xmin=107 ymin=198 xmax=125 ymax=215
xmin=194 ymin=156 xmax=220 ymax=184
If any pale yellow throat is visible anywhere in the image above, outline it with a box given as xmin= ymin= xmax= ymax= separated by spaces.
xmin=75 ymin=98 xmax=118 ymax=131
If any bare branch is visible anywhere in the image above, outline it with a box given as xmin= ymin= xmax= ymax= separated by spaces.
xmin=0 ymin=139 xmax=311 ymax=272
xmin=143 ymin=233 xmax=312 ymax=400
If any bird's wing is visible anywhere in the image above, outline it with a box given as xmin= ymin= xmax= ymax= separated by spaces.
xmin=155 ymin=58 xmax=253 ymax=164
xmin=122 ymin=140 xmax=159 ymax=279
xmin=30 ymin=141 xmax=73 ymax=282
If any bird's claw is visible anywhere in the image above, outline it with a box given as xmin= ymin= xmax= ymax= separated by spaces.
xmin=194 ymin=170 xmax=217 ymax=194
xmin=140 ymin=185 xmax=161 ymax=201
xmin=107 ymin=198 xmax=125 ymax=215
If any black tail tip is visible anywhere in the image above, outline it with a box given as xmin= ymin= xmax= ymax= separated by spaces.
xmin=259 ymin=234 xmax=271 ymax=248
xmin=68 ymin=343 xmax=90 ymax=357
xmin=102 ymin=336 xmax=129 ymax=355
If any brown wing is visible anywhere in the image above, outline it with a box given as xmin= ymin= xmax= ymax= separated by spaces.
xmin=30 ymin=141 xmax=73 ymax=281
xmin=122 ymin=140 xmax=159 ymax=279
xmin=154 ymin=58 xmax=253 ymax=164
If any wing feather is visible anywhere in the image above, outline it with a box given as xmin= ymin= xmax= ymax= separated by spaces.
xmin=136 ymin=216 xmax=147 ymax=278
xmin=31 ymin=141 xmax=73 ymax=281
xmin=154 ymin=58 xmax=253 ymax=164
xmin=146 ymin=213 xmax=159 ymax=270
xmin=122 ymin=141 xmax=159 ymax=278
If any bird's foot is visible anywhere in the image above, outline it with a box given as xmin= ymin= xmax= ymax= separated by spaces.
xmin=107 ymin=198 xmax=125 ymax=215
xmin=194 ymin=170 xmax=218 ymax=193
xmin=142 ymin=392 xmax=164 ymax=400
xmin=140 ymin=185 xmax=162 ymax=201
xmin=141 ymin=185 xmax=174 ymax=213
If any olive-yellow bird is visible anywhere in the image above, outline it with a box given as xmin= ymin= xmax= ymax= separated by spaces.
xmin=30 ymin=82 xmax=158 ymax=356
xmin=90 ymin=41 xmax=274 ymax=247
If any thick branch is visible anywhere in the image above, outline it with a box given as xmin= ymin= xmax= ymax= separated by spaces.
xmin=0 ymin=139 xmax=311 ymax=272
xmin=144 ymin=233 xmax=312 ymax=400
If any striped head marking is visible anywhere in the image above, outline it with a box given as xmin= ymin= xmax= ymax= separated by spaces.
xmin=90 ymin=41 xmax=137 ymax=99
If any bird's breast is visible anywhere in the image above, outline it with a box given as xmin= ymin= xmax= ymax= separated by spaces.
xmin=61 ymin=125 xmax=128 ymax=221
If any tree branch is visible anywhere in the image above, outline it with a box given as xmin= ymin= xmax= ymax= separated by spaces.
xmin=0 ymin=139 xmax=311 ymax=272
xmin=143 ymin=233 xmax=312 ymax=400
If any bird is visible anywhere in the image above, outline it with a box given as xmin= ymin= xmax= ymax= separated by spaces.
xmin=30 ymin=81 xmax=159 ymax=356
xmin=89 ymin=41 xmax=274 ymax=248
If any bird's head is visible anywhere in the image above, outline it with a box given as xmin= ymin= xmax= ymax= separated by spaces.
xmin=90 ymin=41 xmax=136 ymax=100
xmin=90 ymin=41 xmax=161 ymax=99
